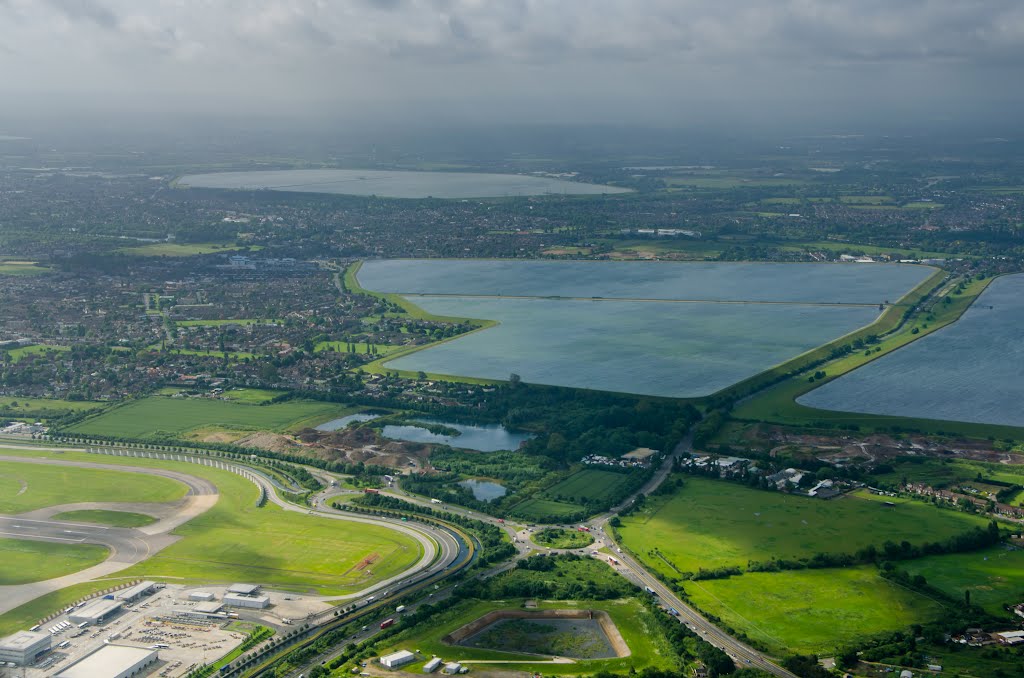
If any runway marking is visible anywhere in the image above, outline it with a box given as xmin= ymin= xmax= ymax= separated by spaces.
xmin=0 ymin=530 xmax=86 ymax=543
xmin=0 ymin=518 xmax=110 ymax=530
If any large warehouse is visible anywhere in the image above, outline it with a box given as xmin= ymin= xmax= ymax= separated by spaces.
xmin=223 ymin=592 xmax=270 ymax=609
xmin=115 ymin=581 xmax=157 ymax=603
xmin=70 ymin=598 xmax=124 ymax=625
xmin=0 ymin=630 xmax=51 ymax=666
xmin=380 ymin=650 xmax=416 ymax=668
xmin=57 ymin=645 xmax=158 ymax=678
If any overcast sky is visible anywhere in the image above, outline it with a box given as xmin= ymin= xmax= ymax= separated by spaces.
xmin=2 ymin=0 xmax=1022 ymax=128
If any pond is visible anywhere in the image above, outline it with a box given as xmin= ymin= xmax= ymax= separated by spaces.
xmin=176 ymin=169 xmax=630 ymax=199
xmin=798 ymin=274 xmax=1024 ymax=427
xmin=315 ymin=413 xmax=380 ymax=432
xmin=381 ymin=419 xmax=533 ymax=452
xmin=458 ymin=479 xmax=508 ymax=502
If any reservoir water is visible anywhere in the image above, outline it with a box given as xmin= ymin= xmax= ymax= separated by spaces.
xmin=177 ymin=169 xmax=630 ymax=199
xmin=798 ymin=274 xmax=1024 ymax=427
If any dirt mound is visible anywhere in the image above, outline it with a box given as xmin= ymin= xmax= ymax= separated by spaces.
xmin=234 ymin=431 xmax=305 ymax=454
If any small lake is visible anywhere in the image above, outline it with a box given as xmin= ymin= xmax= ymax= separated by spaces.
xmin=798 ymin=274 xmax=1024 ymax=427
xmin=176 ymin=169 xmax=630 ymax=199
xmin=381 ymin=419 xmax=532 ymax=452
xmin=315 ymin=413 xmax=380 ymax=431
xmin=459 ymin=479 xmax=508 ymax=502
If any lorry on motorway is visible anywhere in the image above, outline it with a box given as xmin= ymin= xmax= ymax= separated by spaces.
xmin=364 ymin=488 xmax=380 ymax=495
xmin=644 ymin=586 xmax=658 ymax=596
xmin=430 ymin=498 xmax=443 ymax=504
xmin=395 ymin=605 xmax=406 ymax=613
xmin=380 ymin=618 xmax=395 ymax=629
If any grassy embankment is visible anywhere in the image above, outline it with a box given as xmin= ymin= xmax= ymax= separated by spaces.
xmin=728 ymin=272 xmax=1024 ymax=437
xmin=380 ymin=598 xmax=669 ymax=676
xmin=342 ymin=262 xmax=500 ymax=383
xmin=0 ymin=447 xmax=425 ymax=635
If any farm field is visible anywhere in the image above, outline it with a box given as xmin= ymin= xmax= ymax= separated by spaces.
xmin=617 ymin=478 xmax=989 ymax=575
xmin=117 ymin=242 xmax=253 ymax=256
xmin=53 ymin=509 xmax=157 ymax=527
xmin=0 ymin=460 xmax=187 ymax=513
xmin=0 ymin=395 xmax=103 ymax=415
xmin=0 ymin=538 xmax=110 ymax=584
xmin=901 ymin=546 xmax=1024 ymax=616
xmin=66 ymin=394 xmax=350 ymax=439
xmin=800 ymin=273 xmax=1024 ymax=427
xmin=541 ymin=469 xmax=627 ymax=505
xmin=177 ymin=168 xmax=631 ymax=198
xmin=686 ymin=566 xmax=945 ymax=655
xmin=0 ymin=262 xmax=50 ymax=276
xmin=380 ymin=598 xmax=670 ymax=676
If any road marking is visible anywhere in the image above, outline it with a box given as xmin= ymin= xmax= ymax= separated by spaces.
xmin=0 ymin=530 xmax=85 ymax=543
xmin=0 ymin=518 xmax=110 ymax=530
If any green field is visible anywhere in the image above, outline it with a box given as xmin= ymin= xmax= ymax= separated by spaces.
xmin=0 ymin=538 xmax=110 ymax=584
xmin=66 ymin=395 xmax=350 ymax=438
xmin=901 ymin=546 xmax=1024 ymax=616
xmin=380 ymin=598 xmax=673 ymax=675
xmin=53 ymin=509 xmax=157 ymax=527
xmin=0 ymin=460 xmax=188 ymax=513
xmin=617 ymin=477 xmax=988 ymax=576
xmin=0 ymin=262 xmax=51 ymax=276
xmin=686 ymin=566 xmax=945 ymax=655
xmin=117 ymin=242 xmax=254 ymax=257
xmin=532 ymin=527 xmax=595 ymax=549
xmin=542 ymin=469 xmax=627 ymax=504
xmin=511 ymin=497 xmax=585 ymax=520
xmin=3 ymin=345 xmax=69 ymax=362
xmin=0 ymin=396 xmax=103 ymax=415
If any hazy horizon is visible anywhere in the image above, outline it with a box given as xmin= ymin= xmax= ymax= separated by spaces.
xmin=1 ymin=1 xmax=1023 ymax=135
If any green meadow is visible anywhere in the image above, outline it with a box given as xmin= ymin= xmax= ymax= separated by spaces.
xmin=686 ymin=566 xmax=945 ymax=655
xmin=902 ymin=546 xmax=1024 ymax=616
xmin=53 ymin=509 xmax=157 ymax=528
xmin=617 ymin=478 xmax=988 ymax=576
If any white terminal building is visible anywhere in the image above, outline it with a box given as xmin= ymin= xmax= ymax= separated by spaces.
xmin=57 ymin=645 xmax=158 ymax=678
xmin=0 ymin=630 xmax=51 ymax=666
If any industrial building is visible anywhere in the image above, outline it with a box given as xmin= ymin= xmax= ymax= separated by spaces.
xmin=443 ymin=662 xmax=463 ymax=674
xmin=227 ymin=583 xmax=261 ymax=595
xmin=57 ymin=645 xmax=158 ymax=678
xmin=380 ymin=650 xmax=416 ymax=669
xmin=0 ymin=630 xmax=51 ymax=666
xmin=223 ymin=592 xmax=270 ymax=609
xmin=115 ymin=581 xmax=157 ymax=603
xmin=69 ymin=598 xmax=124 ymax=625
xmin=423 ymin=657 xmax=443 ymax=673
xmin=189 ymin=591 xmax=216 ymax=602
xmin=185 ymin=601 xmax=225 ymax=618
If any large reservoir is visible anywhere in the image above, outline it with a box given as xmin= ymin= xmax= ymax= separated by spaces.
xmin=799 ymin=274 xmax=1024 ymax=427
xmin=357 ymin=260 xmax=935 ymax=398
xmin=176 ymin=169 xmax=631 ymax=199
